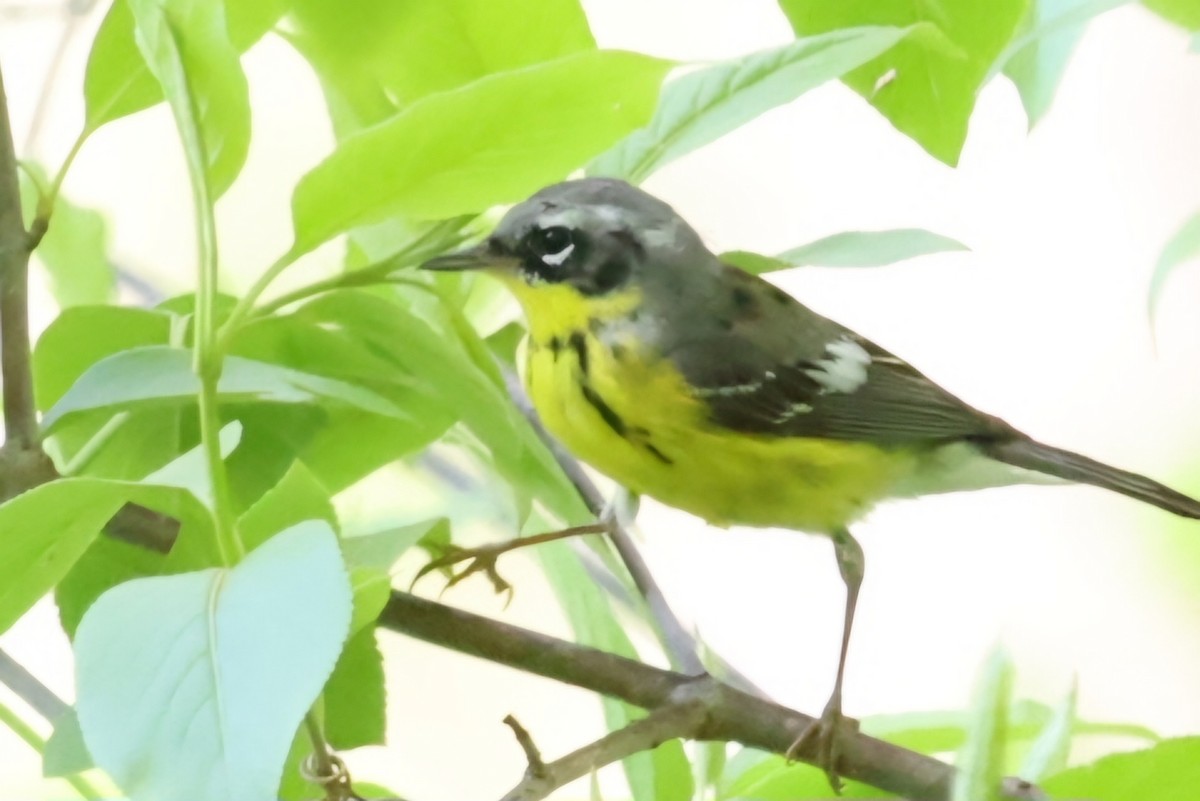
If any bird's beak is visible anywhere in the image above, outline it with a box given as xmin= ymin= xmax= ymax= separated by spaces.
xmin=420 ymin=243 xmax=518 ymax=272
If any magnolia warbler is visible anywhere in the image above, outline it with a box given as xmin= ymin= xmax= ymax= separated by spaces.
xmin=423 ymin=178 xmax=1200 ymax=786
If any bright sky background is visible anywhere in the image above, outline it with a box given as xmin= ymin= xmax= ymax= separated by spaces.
xmin=2 ymin=1 xmax=1200 ymax=798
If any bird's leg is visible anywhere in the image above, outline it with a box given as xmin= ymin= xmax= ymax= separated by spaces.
xmin=410 ymin=521 xmax=611 ymax=602
xmin=786 ymin=527 xmax=864 ymax=793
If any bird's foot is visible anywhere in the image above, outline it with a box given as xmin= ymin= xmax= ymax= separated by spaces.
xmin=411 ymin=542 xmax=514 ymax=605
xmin=786 ymin=698 xmax=859 ymax=794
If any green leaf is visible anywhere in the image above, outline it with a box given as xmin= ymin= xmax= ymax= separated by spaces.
xmin=717 ymin=753 xmax=884 ymax=799
xmin=0 ymin=481 xmax=130 ymax=635
xmin=324 ymin=628 xmax=386 ymax=749
xmin=18 ymin=168 xmax=117 ymax=307
xmin=75 ymin=522 xmax=352 ymax=801
xmin=289 ymin=50 xmax=671 ymax=255
xmin=1018 ymin=681 xmax=1075 ymax=783
xmin=56 ymin=534 xmax=166 ymax=639
xmin=779 ymin=0 xmax=1029 ymax=165
xmin=348 ymin=567 xmax=391 ymax=635
xmin=341 ymin=520 xmax=441 ymax=573
xmin=952 ymin=649 xmax=1013 ymax=801
xmin=1144 ymin=0 xmax=1200 ymax=29
xmin=999 ymin=0 xmax=1128 ymax=127
xmin=286 ymin=0 xmax=595 ymax=134
xmin=1043 ymin=737 xmax=1200 ymax=800
xmin=84 ymin=0 xmax=282 ymax=131
xmin=777 ymin=228 xmax=968 ymax=269
xmin=42 ymin=346 xmax=412 ymax=433
xmin=236 ymin=461 xmax=337 ymax=554
xmin=124 ymin=0 xmax=251 ymax=197
xmin=590 ymin=27 xmax=910 ymax=183
xmin=1148 ymin=211 xmax=1200 ymax=325
xmin=43 ymin=708 xmax=93 ymax=777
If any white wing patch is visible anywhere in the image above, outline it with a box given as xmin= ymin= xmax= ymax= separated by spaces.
xmin=804 ymin=337 xmax=871 ymax=394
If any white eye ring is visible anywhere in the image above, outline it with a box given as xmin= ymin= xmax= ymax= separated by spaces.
xmin=541 ymin=241 xmax=575 ymax=267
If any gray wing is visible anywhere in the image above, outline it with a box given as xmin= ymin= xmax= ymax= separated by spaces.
xmin=661 ymin=267 xmax=1011 ymax=445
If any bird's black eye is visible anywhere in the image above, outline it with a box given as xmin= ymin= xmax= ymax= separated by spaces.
xmin=529 ymin=226 xmax=576 ymax=266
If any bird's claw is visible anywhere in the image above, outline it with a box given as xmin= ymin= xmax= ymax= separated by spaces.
xmin=411 ymin=543 xmax=514 ymax=606
xmin=785 ymin=700 xmax=858 ymax=794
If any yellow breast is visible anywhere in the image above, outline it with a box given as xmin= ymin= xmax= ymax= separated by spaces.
xmin=511 ymin=284 xmax=915 ymax=534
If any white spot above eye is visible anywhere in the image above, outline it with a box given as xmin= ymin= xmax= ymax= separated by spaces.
xmin=541 ymin=242 xmax=575 ymax=267
xmin=804 ymin=337 xmax=871 ymax=394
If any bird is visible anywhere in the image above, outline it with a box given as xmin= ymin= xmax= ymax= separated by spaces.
xmin=421 ymin=177 xmax=1200 ymax=788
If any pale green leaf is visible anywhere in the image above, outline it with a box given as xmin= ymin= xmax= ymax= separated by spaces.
xmin=777 ymin=228 xmax=967 ymax=268
xmin=1000 ymin=0 xmax=1129 ymax=127
xmin=590 ymin=27 xmax=910 ymax=183
xmin=75 ymin=522 xmax=352 ymax=801
xmin=779 ymin=0 xmax=1030 ymax=165
xmin=42 ymin=346 xmax=411 ymax=433
xmin=125 ymin=0 xmax=250 ymax=197
xmin=953 ymin=649 xmax=1013 ymax=801
xmin=1044 ymin=737 xmax=1200 ymax=800
xmin=341 ymin=520 xmax=441 ymax=573
xmin=84 ymin=0 xmax=282 ymax=131
xmin=1019 ymin=681 xmax=1076 ymax=783
xmin=1148 ymin=212 xmax=1200 ymax=325
xmin=236 ymin=461 xmax=337 ymax=554
xmin=286 ymin=0 xmax=595 ymax=133
xmin=324 ymin=628 xmax=386 ymax=749
xmin=289 ymin=50 xmax=671 ymax=255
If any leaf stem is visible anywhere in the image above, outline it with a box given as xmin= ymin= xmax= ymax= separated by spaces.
xmin=0 ymin=698 xmax=107 ymax=801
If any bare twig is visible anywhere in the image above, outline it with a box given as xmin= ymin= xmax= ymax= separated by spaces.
xmin=501 ymin=699 xmax=708 ymax=801
xmin=0 ymin=647 xmax=68 ymax=722
xmin=502 ymin=716 xmax=548 ymax=780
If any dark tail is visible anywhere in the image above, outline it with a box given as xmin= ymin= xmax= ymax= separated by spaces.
xmin=981 ymin=438 xmax=1200 ymax=519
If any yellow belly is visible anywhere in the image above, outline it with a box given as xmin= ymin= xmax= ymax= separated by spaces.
xmin=524 ymin=331 xmax=916 ymax=534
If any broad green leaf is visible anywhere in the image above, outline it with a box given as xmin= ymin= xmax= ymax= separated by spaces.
xmin=1144 ymin=0 xmax=1200 ymax=29
xmin=324 ymin=628 xmax=386 ymax=749
xmin=1019 ymin=682 xmax=1075 ymax=783
xmin=289 ymin=50 xmax=671 ymax=254
xmin=34 ymin=306 xmax=173 ymax=409
xmin=286 ymin=0 xmax=595 ymax=134
xmin=779 ymin=0 xmax=1029 ymax=165
xmin=56 ymin=534 xmax=165 ymax=639
xmin=84 ymin=0 xmax=282 ymax=131
xmin=42 ymin=346 xmax=411 ymax=433
xmin=43 ymin=708 xmax=93 ymax=777
xmin=18 ymin=167 xmax=117 ymax=307
xmin=0 ymin=481 xmax=130 ymax=635
xmin=718 ymin=753 xmax=884 ymax=799
xmin=952 ymin=649 xmax=1013 ymax=801
xmin=1043 ymin=737 xmax=1200 ymax=800
xmin=125 ymin=0 xmax=251 ymax=198
xmin=75 ymin=522 xmax=352 ymax=801
xmin=236 ymin=461 xmax=337 ymax=554
xmin=1148 ymin=211 xmax=1200 ymax=325
xmin=590 ymin=27 xmax=910 ymax=183
xmin=999 ymin=0 xmax=1129 ymax=127
xmin=341 ymin=520 xmax=441 ymax=573
xmin=348 ymin=567 xmax=391 ymax=635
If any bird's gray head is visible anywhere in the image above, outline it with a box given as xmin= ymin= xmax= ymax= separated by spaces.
xmin=423 ymin=178 xmax=712 ymax=296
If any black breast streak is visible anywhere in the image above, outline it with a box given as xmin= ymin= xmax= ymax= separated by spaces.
xmin=580 ymin=383 xmax=626 ymax=436
xmin=568 ymin=331 xmax=589 ymax=377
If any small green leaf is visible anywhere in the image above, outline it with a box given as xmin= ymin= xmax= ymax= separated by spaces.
xmin=125 ymin=0 xmax=251 ymax=197
xmin=236 ymin=461 xmax=337 ymax=554
xmin=1044 ymin=737 xmax=1200 ymax=800
xmin=716 ymin=751 xmax=881 ymax=799
xmin=341 ymin=520 xmax=441 ymax=573
xmin=56 ymin=535 xmax=165 ymax=640
xmin=75 ymin=522 xmax=352 ymax=801
xmin=999 ymin=0 xmax=1128 ymax=127
xmin=324 ymin=628 xmax=386 ymax=749
xmin=779 ymin=0 xmax=1030 ymax=165
xmin=1148 ymin=211 xmax=1200 ymax=325
xmin=1144 ymin=0 xmax=1200 ymax=30
xmin=289 ymin=50 xmax=671 ymax=255
xmin=1019 ymin=681 xmax=1076 ymax=783
xmin=84 ymin=0 xmax=281 ymax=131
xmin=42 ymin=346 xmax=411 ymax=433
xmin=286 ymin=0 xmax=595 ymax=133
xmin=591 ymin=27 xmax=910 ymax=183
xmin=43 ymin=708 xmax=93 ymax=777
xmin=776 ymin=228 xmax=969 ymax=268
xmin=952 ymin=649 xmax=1014 ymax=801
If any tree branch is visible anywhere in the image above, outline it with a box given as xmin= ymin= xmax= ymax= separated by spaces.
xmin=379 ymin=590 xmax=975 ymax=800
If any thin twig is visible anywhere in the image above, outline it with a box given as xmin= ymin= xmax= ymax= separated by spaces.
xmin=502 ymin=715 xmax=548 ymax=779
xmin=0 ymin=647 xmax=69 ymax=723
xmin=501 ymin=701 xmax=709 ymax=801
